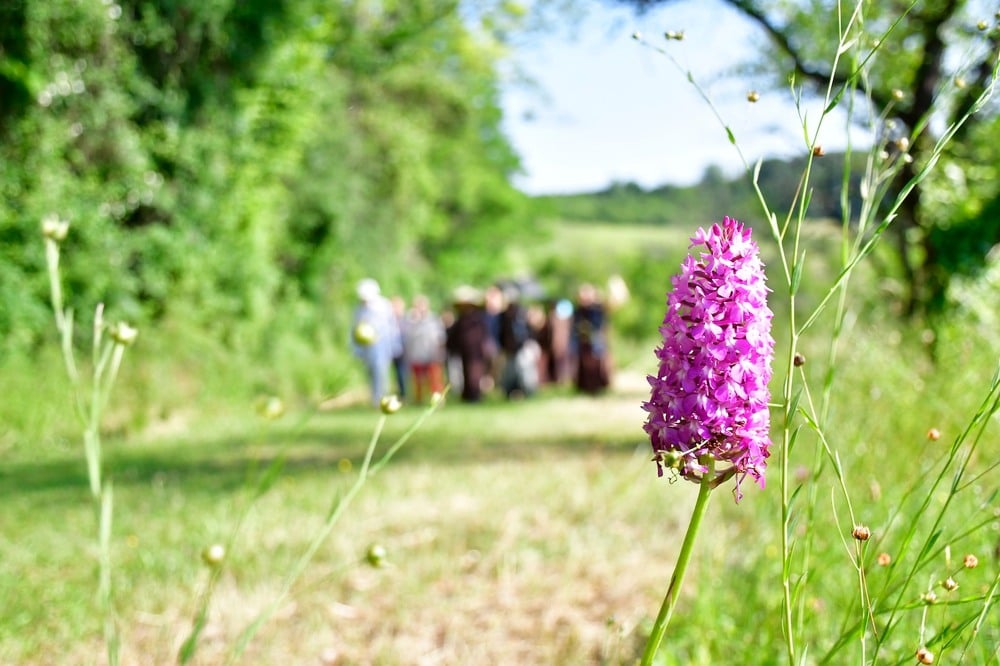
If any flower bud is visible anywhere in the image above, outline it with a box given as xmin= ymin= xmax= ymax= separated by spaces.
xmin=257 ymin=396 xmax=285 ymax=420
xmin=926 ymin=428 xmax=941 ymax=441
xmin=963 ymin=553 xmax=978 ymax=568
xmin=380 ymin=394 xmax=402 ymax=414
xmin=793 ymin=353 xmax=806 ymax=367
xmin=812 ymin=145 xmax=825 ymax=157
xmin=747 ymin=90 xmax=760 ymax=103
xmin=922 ymin=590 xmax=937 ymax=605
xmin=852 ymin=525 xmax=871 ymax=541
xmin=353 ymin=322 xmax=377 ymax=346
xmin=877 ymin=552 xmax=891 ymax=566
xmin=41 ymin=215 xmax=70 ymax=242
xmin=942 ymin=577 xmax=958 ymax=591
xmin=365 ymin=543 xmax=387 ymax=567
xmin=892 ymin=89 xmax=905 ymax=101
xmin=977 ymin=20 xmax=989 ymax=30
xmin=108 ymin=321 xmax=138 ymax=346
xmin=202 ymin=544 xmax=226 ymax=567
xmin=664 ymin=30 xmax=685 ymax=41
xmin=915 ymin=647 xmax=934 ymax=664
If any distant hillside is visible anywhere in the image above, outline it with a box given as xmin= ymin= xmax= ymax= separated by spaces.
xmin=534 ymin=152 xmax=866 ymax=227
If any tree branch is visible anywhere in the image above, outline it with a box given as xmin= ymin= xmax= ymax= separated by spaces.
xmin=721 ymin=0 xmax=898 ymax=110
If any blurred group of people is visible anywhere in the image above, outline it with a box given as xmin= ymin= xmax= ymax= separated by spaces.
xmin=349 ymin=277 xmax=614 ymax=407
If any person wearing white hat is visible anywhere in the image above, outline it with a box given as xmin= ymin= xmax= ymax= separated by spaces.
xmin=350 ymin=278 xmax=402 ymax=406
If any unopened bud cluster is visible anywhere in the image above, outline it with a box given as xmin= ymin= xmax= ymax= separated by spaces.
xmin=108 ymin=321 xmax=138 ymax=346
xmin=41 ymin=214 xmax=70 ymax=242
xmin=380 ymin=394 xmax=402 ymax=414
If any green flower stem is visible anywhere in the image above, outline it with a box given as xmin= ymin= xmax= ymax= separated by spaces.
xmin=640 ymin=459 xmax=715 ymax=666
xmin=227 ymin=395 xmax=445 ymax=664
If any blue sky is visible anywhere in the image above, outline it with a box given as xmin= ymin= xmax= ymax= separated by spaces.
xmin=501 ymin=0 xmax=872 ymax=194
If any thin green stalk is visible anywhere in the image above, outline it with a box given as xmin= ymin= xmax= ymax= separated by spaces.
xmin=227 ymin=396 xmax=445 ymax=663
xmin=99 ymin=482 xmax=119 ymax=666
xmin=45 ymin=228 xmax=131 ymax=666
xmin=870 ymin=367 xmax=1000 ymax=659
xmin=640 ymin=459 xmax=714 ymax=666
xmin=960 ymin=570 xmax=999 ymax=660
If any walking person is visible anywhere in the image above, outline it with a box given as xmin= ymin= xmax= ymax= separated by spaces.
xmin=498 ymin=286 xmax=537 ymax=398
xmin=390 ymin=295 xmax=409 ymax=400
xmin=350 ymin=278 xmax=402 ymax=407
xmin=572 ymin=283 xmax=611 ymax=394
xmin=445 ymin=286 xmax=490 ymax=403
xmin=403 ymin=294 xmax=446 ymax=403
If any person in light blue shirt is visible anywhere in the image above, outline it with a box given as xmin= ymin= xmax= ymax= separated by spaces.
xmin=351 ymin=278 xmax=402 ymax=406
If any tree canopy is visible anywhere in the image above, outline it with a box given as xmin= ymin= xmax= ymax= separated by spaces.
xmin=615 ymin=0 xmax=1000 ymax=316
xmin=0 ymin=0 xmax=531 ymax=357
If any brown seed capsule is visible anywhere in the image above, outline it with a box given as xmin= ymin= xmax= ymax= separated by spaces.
xmin=877 ymin=552 xmax=891 ymax=566
xmin=915 ymin=646 xmax=934 ymax=664
xmin=926 ymin=428 xmax=941 ymax=441
xmin=793 ymin=353 xmax=806 ymax=367
xmin=812 ymin=145 xmax=825 ymax=157
xmin=963 ymin=554 xmax=978 ymax=568
xmin=942 ymin=577 xmax=958 ymax=591
xmin=852 ymin=525 xmax=871 ymax=541
xmin=922 ymin=590 xmax=938 ymax=605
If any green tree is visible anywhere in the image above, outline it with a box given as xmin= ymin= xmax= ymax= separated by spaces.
xmin=615 ymin=0 xmax=1000 ymax=316
xmin=0 ymin=0 xmax=529 ymax=360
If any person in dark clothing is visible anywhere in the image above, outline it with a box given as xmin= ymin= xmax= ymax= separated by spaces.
xmin=390 ymin=295 xmax=408 ymax=400
xmin=445 ymin=287 xmax=490 ymax=403
xmin=498 ymin=288 xmax=537 ymax=398
xmin=572 ymin=283 xmax=611 ymax=394
xmin=482 ymin=284 xmax=505 ymax=392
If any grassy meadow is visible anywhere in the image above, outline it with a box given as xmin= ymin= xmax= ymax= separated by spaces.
xmin=2 ymin=218 xmax=999 ymax=665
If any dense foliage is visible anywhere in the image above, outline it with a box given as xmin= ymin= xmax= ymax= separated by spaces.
xmin=0 ymin=0 xmax=529 ymax=361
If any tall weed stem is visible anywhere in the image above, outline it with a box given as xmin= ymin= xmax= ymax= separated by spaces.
xmin=43 ymin=228 xmax=135 ymax=666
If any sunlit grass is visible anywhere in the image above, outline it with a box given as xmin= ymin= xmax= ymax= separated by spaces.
xmin=2 ymin=315 xmax=997 ymax=664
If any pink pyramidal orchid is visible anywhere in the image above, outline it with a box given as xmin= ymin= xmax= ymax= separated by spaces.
xmin=642 ymin=216 xmax=774 ymax=500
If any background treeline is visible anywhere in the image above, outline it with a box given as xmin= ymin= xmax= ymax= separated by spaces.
xmin=0 ymin=0 xmax=531 ymax=369
xmin=535 ymin=154 xmax=867 ymax=226
xmin=3 ymin=0 xmax=1000 ymax=407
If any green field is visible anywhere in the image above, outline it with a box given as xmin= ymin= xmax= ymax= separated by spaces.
xmin=2 ymin=219 xmax=998 ymax=665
